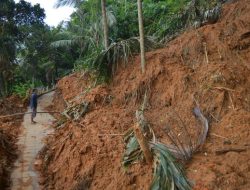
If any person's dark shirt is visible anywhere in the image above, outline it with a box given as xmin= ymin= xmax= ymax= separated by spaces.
xmin=30 ymin=93 xmax=38 ymax=109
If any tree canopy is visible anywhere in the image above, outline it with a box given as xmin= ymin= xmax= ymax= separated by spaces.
xmin=0 ymin=0 xmax=222 ymax=97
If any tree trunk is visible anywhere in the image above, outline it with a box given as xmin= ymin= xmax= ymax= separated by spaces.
xmin=0 ymin=73 xmax=6 ymax=97
xmin=133 ymin=123 xmax=153 ymax=164
xmin=101 ymin=0 xmax=109 ymax=50
xmin=137 ymin=0 xmax=146 ymax=73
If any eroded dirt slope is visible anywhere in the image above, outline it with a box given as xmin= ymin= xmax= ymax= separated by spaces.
xmin=0 ymin=96 xmax=26 ymax=189
xmin=39 ymin=1 xmax=250 ymax=190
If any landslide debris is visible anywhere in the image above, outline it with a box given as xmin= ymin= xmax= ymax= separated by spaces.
xmin=0 ymin=95 xmax=26 ymax=189
xmin=39 ymin=1 xmax=250 ymax=190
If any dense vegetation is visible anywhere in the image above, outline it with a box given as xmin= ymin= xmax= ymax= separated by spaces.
xmin=0 ymin=0 xmax=221 ymax=97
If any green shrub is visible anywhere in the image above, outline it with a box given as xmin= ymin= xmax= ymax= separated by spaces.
xmin=12 ymin=80 xmax=42 ymax=98
xmin=12 ymin=82 xmax=33 ymax=97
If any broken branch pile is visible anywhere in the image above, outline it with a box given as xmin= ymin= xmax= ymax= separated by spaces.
xmin=62 ymin=102 xmax=89 ymax=121
xmin=123 ymin=97 xmax=209 ymax=189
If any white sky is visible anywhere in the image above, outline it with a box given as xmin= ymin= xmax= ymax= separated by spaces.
xmin=15 ymin=0 xmax=75 ymax=26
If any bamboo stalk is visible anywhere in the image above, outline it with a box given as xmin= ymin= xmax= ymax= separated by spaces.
xmin=210 ymin=113 xmax=220 ymax=122
xmin=37 ymin=88 xmax=56 ymax=97
xmin=228 ymin=92 xmax=235 ymax=110
xmin=213 ymin=86 xmax=235 ymax=92
xmin=98 ymin=133 xmax=124 ymax=137
xmin=0 ymin=111 xmax=60 ymax=119
xmin=203 ymin=42 xmax=209 ymax=64
xmin=210 ymin=133 xmax=229 ymax=140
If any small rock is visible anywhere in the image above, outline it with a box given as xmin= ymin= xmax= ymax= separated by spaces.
xmin=224 ymin=140 xmax=232 ymax=145
xmin=34 ymin=159 xmax=42 ymax=168
xmin=80 ymin=145 xmax=92 ymax=154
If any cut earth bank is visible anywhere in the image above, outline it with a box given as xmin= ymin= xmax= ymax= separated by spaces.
xmin=0 ymin=96 xmax=26 ymax=189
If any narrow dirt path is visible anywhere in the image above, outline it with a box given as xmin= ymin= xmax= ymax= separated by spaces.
xmin=11 ymin=92 xmax=55 ymax=190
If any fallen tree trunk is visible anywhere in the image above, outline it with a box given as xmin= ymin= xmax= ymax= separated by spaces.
xmin=215 ymin=147 xmax=247 ymax=155
xmin=0 ymin=111 xmax=60 ymax=119
xmin=37 ymin=88 xmax=56 ymax=98
xmin=132 ymin=123 xmax=153 ymax=164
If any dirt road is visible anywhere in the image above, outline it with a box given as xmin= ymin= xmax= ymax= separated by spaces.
xmin=11 ymin=92 xmax=55 ymax=190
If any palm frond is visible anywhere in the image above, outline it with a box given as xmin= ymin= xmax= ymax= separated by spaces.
xmin=51 ymin=39 xmax=76 ymax=48
xmin=122 ymin=102 xmax=209 ymax=190
xmin=193 ymin=107 xmax=209 ymax=147
xmin=54 ymin=0 xmax=80 ymax=8
xmin=164 ymin=106 xmax=209 ymax=160
xmin=39 ymin=61 xmax=55 ymax=70
xmin=122 ymin=126 xmax=192 ymax=190
xmin=92 ymin=36 xmax=161 ymax=76
xmin=51 ymin=33 xmax=86 ymax=47
xmin=122 ymin=135 xmax=142 ymax=167
xmin=150 ymin=142 xmax=192 ymax=190
xmin=106 ymin=9 xmax=117 ymax=27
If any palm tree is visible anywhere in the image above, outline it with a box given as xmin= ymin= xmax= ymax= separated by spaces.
xmin=101 ymin=0 xmax=109 ymax=50
xmin=55 ymin=0 xmax=109 ymax=50
xmin=137 ymin=0 xmax=146 ymax=73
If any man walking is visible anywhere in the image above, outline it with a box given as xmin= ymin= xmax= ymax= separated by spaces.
xmin=30 ymin=89 xmax=38 ymax=124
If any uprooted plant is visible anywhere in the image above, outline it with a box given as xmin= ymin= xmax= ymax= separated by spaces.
xmin=62 ymin=101 xmax=89 ymax=121
xmin=122 ymin=94 xmax=209 ymax=190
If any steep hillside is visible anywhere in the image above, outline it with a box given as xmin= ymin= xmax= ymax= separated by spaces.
xmin=39 ymin=1 xmax=250 ymax=190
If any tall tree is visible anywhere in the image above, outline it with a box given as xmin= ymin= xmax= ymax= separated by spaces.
xmin=56 ymin=0 xmax=109 ymax=50
xmin=0 ymin=0 xmax=45 ymax=96
xmin=0 ymin=0 xmax=16 ymax=96
xmin=137 ymin=0 xmax=146 ymax=73
xmin=101 ymin=0 xmax=109 ymax=49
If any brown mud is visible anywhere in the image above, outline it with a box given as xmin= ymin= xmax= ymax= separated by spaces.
xmin=0 ymin=96 xmax=26 ymax=189
xmin=39 ymin=1 xmax=250 ymax=190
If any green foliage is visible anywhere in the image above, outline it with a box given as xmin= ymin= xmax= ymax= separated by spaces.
xmin=0 ymin=0 xmax=222 ymax=96
xmin=122 ymin=125 xmax=191 ymax=190
xmin=123 ymin=129 xmax=142 ymax=167
xmin=12 ymin=82 xmax=31 ymax=97
xmin=0 ymin=0 xmax=46 ymax=96
xmin=12 ymin=80 xmax=42 ymax=98
xmin=73 ymin=48 xmax=102 ymax=71
xmin=151 ymin=142 xmax=191 ymax=190
xmin=73 ymin=36 xmax=160 ymax=80
xmin=53 ymin=0 xmax=222 ymax=80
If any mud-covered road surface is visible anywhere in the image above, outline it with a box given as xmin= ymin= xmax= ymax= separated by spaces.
xmin=10 ymin=92 xmax=55 ymax=190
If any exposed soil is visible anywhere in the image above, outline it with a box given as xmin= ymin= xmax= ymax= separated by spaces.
xmin=39 ymin=1 xmax=250 ymax=190
xmin=0 ymin=95 xmax=26 ymax=189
